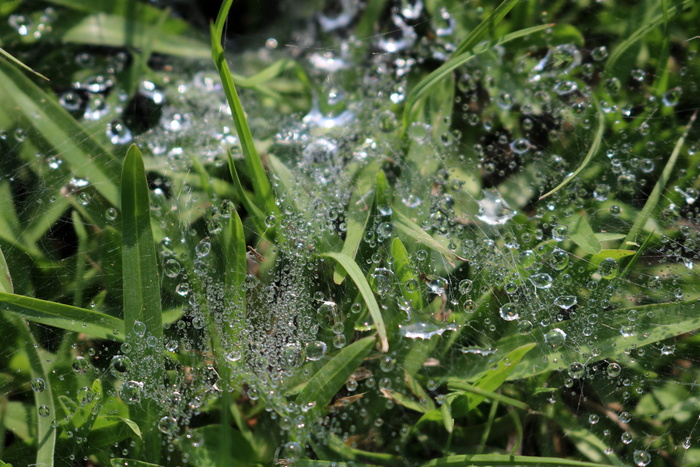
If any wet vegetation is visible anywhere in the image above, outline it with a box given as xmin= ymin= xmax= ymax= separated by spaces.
xmin=1 ymin=0 xmax=700 ymax=465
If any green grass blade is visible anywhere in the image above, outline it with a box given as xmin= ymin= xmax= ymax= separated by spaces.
xmin=394 ymin=211 xmax=467 ymax=265
xmin=0 ymin=59 xmax=120 ymax=206
xmin=62 ymin=13 xmax=210 ymax=59
xmin=322 ymin=253 xmax=388 ymax=352
xmin=622 ymin=111 xmax=696 ymax=247
xmin=333 ymin=162 xmax=378 ymax=284
xmin=0 ymin=292 xmax=125 ymax=340
xmin=296 ymin=335 xmax=375 ymax=408
xmin=227 ymin=151 xmax=269 ymax=235
xmin=18 ymin=320 xmax=56 ymax=467
xmin=121 ymin=144 xmax=163 ymax=341
xmin=539 ymin=100 xmax=604 ymax=200
xmin=448 ymin=344 xmax=534 ymax=411
xmin=563 ymin=212 xmax=601 ymax=255
xmin=452 ymin=0 xmax=519 ymax=57
xmin=403 ymin=23 xmax=552 ymax=127
xmin=391 ymin=237 xmax=423 ymax=311
xmin=0 ymin=46 xmax=49 ymax=80
xmin=422 ymin=454 xmax=613 ymax=466
xmin=0 ymin=247 xmax=13 ymax=294
xmin=604 ymin=0 xmax=694 ymax=75
xmin=212 ymin=1 xmax=277 ymax=217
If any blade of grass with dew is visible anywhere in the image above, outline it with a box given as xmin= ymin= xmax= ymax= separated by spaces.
xmin=296 ymin=335 xmax=375 ymax=408
xmin=394 ymin=210 xmax=467 ymax=265
xmin=391 ymin=238 xmax=423 ymax=312
xmin=539 ymin=100 xmax=604 ymax=200
xmin=322 ymin=253 xmax=388 ymax=352
xmin=62 ymin=13 xmax=210 ymax=59
xmin=227 ymin=151 xmax=269 ymax=236
xmin=448 ymin=343 xmax=534 ymax=412
xmin=333 ymin=161 xmax=379 ymax=284
xmin=0 ymin=292 xmax=125 ymax=340
xmin=212 ymin=0 xmax=277 ymax=218
xmin=403 ymin=22 xmax=552 ymax=127
xmin=421 ymin=454 xmax=613 ymax=466
xmin=0 ymin=59 xmax=120 ymax=206
xmin=325 ymin=433 xmax=400 ymax=464
xmin=0 ymin=46 xmax=49 ymax=80
xmin=121 ymin=144 xmax=162 ymax=341
xmin=455 ymin=298 xmax=700 ymax=382
xmin=0 ymin=248 xmax=12 ymax=294
xmin=622 ymin=111 xmax=697 ymax=248
xmin=267 ymin=153 xmax=310 ymax=213
xmin=17 ymin=319 xmax=56 ymax=467
xmin=604 ymin=0 xmax=694 ymax=75
xmin=380 ymin=388 xmax=429 ymax=413
xmin=562 ymin=212 xmax=601 ymax=255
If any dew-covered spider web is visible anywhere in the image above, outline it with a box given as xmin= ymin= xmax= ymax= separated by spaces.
xmin=1 ymin=0 xmax=700 ymax=466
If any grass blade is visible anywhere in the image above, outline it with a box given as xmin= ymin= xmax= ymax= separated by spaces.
xmin=296 ymin=335 xmax=375 ymax=408
xmin=539 ymin=100 xmax=604 ymax=200
xmin=394 ymin=211 xmax=467 ymax=265
xmin=0 ymin=292 xmax=125 ymax=340
xmin=0 ymin=46 xmax=49 ymax=80
xmin=121 ymin=144 xmax=162 ymax=340
xmin=0 ymin=58 xmax=120 ymax=206
xmin=212 ymin=0 xmax=277 ymax=217
xmin=403 ymin=23 xmax=552 ymax=127
xmin=322 ymin=253 xmax=388 ymax=352
xmin=622 ymin=110 xmax=696 ymax=247
xmin=333 ymin=161 xmax=378 ymax=284
xmin=422 ymin=454 xmax=613 ymax=466
xmin=0 ymin=247 xmax=12 ymax=294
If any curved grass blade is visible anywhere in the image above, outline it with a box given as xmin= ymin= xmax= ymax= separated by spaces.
xmin=422 ymin=454 xmax=613 ymax=466
xmin=0 ymin=292 xmax=125 ymax=340
xmin=539 ymin=100 xmax=604 ymax=200
xmin=622 ymin=110 xmax=696 ymax=248
xmin=0 ymin=59 xmax=120 ymax=206
xmin=227 ymin=151 xmax=268 ymax=236
xmin=403 ymin=23 xmax=552 ymax=128
xmin=333 ymin=162 xmax=378 ymax=284
xmin=394 ymin=210 xmax=467 ymax=265
xmin=296 ymin=335 xmax=375 ymax=409
xmin=604 ymin=0 xmax=694 ymax=75
xmin=322 ymin=253 xmax=388 ymax=352
xmin=121 ymin=144 xmax=162 ymax=341
xmin=0 ymin=247 xmax=12 ymax=294
xmin=212 ymin=0 xmax=277 ymax=217
xmin=0 ymin=46 xmax=49 ymax=80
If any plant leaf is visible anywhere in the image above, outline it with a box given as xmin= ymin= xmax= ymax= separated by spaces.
xmin=121 ymin=144 xmax=162 ymax=342
xmin=0 ymin=247 xmax=13 ymax=293
xmin=422 ymin=454 xmax=613 ymax=466
xmin=0 ymin=46 xmax=48 ymax=80
xmin=564 ymin=213 xmax=601 ymax=255
xmin=296 ymin=335 xmax=375 ymax=409
xmin=322 ymin=253 xmax=388 ymax=352
xmin=0 ymin=292 xmax=124 ymax=340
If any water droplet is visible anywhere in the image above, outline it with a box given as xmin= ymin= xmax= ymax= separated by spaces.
xmin=38 ymin=405 xmax=50 ymax=417
xmin=589 ymin=414 xmax=600 ymax=424
xmin=550 ymin=249 xmax=569 ymax=270
xmin=544 ymin=328 xmax=566 ymax=349
xmin=158 ymin=416 xmax=178 ymax=435
xmin=591 ymin=46 xmax=609 ymax=61
xmin=305 ymin=341 xmax=327 ymax=361
xmin=477 ymin=189 xmax=517 ymax=225
xmin=663 ymin=87 xmax=682 ymax=107
xmin=72 ymin=356 xmax=90 ymax=375
xmin=31 ymin=378 xmax=46 ymax=392
xmin=607 ymin=363 xmax=622 ymax=378
xmin=633 ymin=450 xmax=650 ymax=466
xmin=110 ymin=355 xmax=132 ymax=378
xmin=554 ymin=295 xmax=577 ymax=310
xmin=458 ymin=279 xmax=473 ymax=294
xmin=399 ymin=321 xmax=461 ymax=339
xmin=530 ymin=273 xmax=553 ymax=289
xmin=280 ymin=442 xmax=303 ymax=462
xmin=619 ymin=411 xmax=632 ymax=423
xmin=105 ymin=207 xmax=118 ymax=221
xmin=120 ymin=381 xmax=143 ymax=404
xmin=568 ymin=362 xmax=585 ymax=379
xmin=499 ymin=302 xmax=520 ymax=321
xmin=552 ymin=224 xmax=568 ymax=241
xmin=106 ymin=120 xmax=132 ymax=145
xmin=133 ymin=321 xmax=147 ymax=337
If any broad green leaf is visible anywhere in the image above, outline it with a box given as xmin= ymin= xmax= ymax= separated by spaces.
xmin=212 ymin=1 xmax=277 ymax=218
xmin=296 ymin=335 xmax=375 ymax=408
xmin=622 ymin=111 xmax=696 ymax=248
xmin=589 ymin=249 xmax=636 ymax=269
xmin=62 ymin=13 xmax=209 ymax=59
xmin=334 ymin=162 xmax=378 ymax=284
xmin=0 ymin=292 xmax=124 ymax=340
xmin=564 ymin=213 xmax=601 ymax=255
xmin=121 ymin=144 xmax=162 ymax=342
xmin=422 ymin=454 xmax=612 ymax=466
xmin=0 ymin=58 xmax=120 ymax=207
xmin=322 ymin=253 xmax=388 ymax=352
xmin=539 ymin=100 xmax=604 ymax=200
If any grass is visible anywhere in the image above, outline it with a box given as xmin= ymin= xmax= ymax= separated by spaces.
xmin=0 ymin=0 xmax=700 ymax=466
